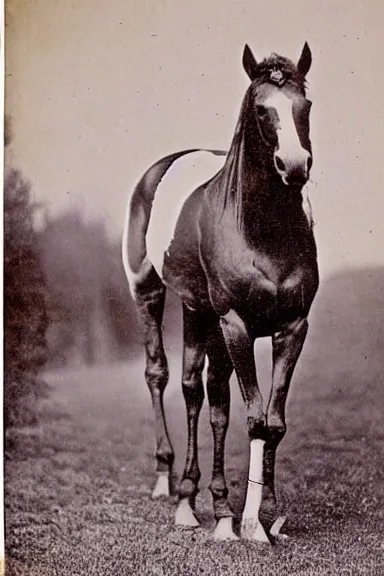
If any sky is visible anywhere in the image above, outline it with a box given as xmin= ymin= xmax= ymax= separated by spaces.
xmin=5 ymin=0 xmax=384 ymax=278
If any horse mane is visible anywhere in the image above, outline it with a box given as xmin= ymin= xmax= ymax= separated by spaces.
xmin=216 ymin=54 xmax=307 ymax=230
xmin=217 ymin=88 xmax=250 ymax=229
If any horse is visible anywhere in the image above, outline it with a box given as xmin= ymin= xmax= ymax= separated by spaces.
xmin=122 ymin=42 xmax=319 ymax=541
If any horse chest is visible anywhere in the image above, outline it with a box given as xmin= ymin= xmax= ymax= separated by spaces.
xmin=251 ymin=264 xmax=312 ymax=310
xmin=206 ymin=239 xmax=318 ymax=331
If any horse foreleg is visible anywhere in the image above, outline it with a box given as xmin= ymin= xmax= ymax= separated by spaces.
xmin=220 ymin=309 xmax=269 ymax=542
xmin=264 ymin=317 xmax=308 ymax=536
xmin=205 ymin=322 xmax=237 ymax=540
xmin=175 ymin=306 xmax=206 ymax=527
xmin=136 ymin=280 xmax=174 ymax=499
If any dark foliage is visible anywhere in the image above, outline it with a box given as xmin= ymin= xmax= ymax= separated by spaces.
xmin=4 ymin=168 xmax=49 ymax=427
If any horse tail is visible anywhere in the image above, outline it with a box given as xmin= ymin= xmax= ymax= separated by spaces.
xmin=122 ymin=148 xmax=226 ymax=297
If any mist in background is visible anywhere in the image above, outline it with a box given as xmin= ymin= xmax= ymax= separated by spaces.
xmin=4 ymin=0 xmax=384 ymax=372
xmin=5 ymin=7 xmax=384 ymax=573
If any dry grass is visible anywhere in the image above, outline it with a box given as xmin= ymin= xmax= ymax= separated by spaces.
xmin=5 ymin=269 xmax=384 ymax=575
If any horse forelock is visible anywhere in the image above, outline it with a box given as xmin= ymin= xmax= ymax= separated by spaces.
xmin=252 ymin=54 xmax=307 ymax=94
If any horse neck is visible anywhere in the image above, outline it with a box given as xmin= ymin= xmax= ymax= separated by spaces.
xmin=223 ymin=118 xmax=308 ymax=248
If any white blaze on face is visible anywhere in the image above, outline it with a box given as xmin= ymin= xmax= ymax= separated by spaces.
xmin=146 ymin=151 xmax=226 ymax=278
xmin=265 ymin=91 xmax=309 ymax=179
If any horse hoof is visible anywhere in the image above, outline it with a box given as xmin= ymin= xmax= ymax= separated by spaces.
xmin=213 ymin=517 xmax=239 ymax=541
xmin=175 ymin=497 xmax=200 ymax=527
xmin=274 ymin=533 xmax=289 ymax=542
xmin=241 ymin=518 xmax=270 ymax=543
xmin=270 ymin=515 xmax=287 ymax=538
xmin=151 ymin=472 xmax=170 ymax=499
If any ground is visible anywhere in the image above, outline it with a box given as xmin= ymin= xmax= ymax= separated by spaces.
xmin=5 ymin=269 xmax=384 ymax=575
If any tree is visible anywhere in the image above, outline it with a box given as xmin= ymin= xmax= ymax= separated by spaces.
xmin=4 ymin=166 xmax=49 ymax=426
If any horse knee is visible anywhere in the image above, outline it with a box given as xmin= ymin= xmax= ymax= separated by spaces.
xmin=247 ymin=416 xmax=268 ymax=441
xmin=267 ymin=423 xmax=286 ymax=446
xmin=210 ymin=476 xmax=228 ymax=500
xmin=210 ymin=406 xmax=229 ymax=430
xmin=182 ymin=374 xmax=204 ymax=409
xmin=182 ymin=348 xmax=205 ymax=402
xmin=207 ymin=359 xmax=232 ymax=387
xmin=145 ymin=359 xmax=169 ymax=394
xmin=179 ymin=476 xmax=200 ymax=500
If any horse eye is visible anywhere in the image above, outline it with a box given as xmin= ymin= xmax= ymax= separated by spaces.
xmin=256 ymin=105 xmax=268 ymax=117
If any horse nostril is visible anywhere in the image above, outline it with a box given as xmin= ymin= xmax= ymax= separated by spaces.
xmin=275 ymin=155 xmax=286 ymax=172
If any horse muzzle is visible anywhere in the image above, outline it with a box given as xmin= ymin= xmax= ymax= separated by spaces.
xmin=274 ymin=151 xmax=312 ymax=187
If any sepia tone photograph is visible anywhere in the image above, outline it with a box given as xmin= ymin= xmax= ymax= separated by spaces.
xmin=4 ymin=1 xmax=384 ymax=574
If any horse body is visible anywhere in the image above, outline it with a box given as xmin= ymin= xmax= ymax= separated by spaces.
xmin=123 ymin=42 xmax=319 ymax=541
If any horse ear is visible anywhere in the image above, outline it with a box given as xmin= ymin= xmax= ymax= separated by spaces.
xmin=243 ymin=44 xmax=259 ymax=81
xmin=297 ymin=42 xmax=312 ymax=77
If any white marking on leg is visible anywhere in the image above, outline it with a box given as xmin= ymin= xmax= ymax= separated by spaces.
xmin=146 ymin=151 xmax=226 ymax=278
xmin=151 ymin=471 xmax=170 ymax=499
xmin=213 ymin=517 xmax=238 ymax=540
xmin=249 ymin=438 xmax=264 ymax=483
xmin=270 ymin=515 xmax=288 ymax=538
xmin=241 ymin=439 xmax=270 ymax=542
xmin=175 ymin=497 xmax=200 ymax=527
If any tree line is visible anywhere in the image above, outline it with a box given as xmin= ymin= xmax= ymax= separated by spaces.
xmin=4 ymin=122 xmax=140 ymax=426
xmin=38 ymin=209 xmax=140 ymax=368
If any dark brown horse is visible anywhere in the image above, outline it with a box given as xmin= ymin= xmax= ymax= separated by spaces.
xmin=122 ymin=42 xmax=318 ymax=541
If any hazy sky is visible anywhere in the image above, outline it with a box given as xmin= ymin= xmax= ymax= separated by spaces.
xmin=6 ymin=0 xmax=384 ymax=277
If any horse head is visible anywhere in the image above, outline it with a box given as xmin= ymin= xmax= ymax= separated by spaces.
xmin=242 ymin=43 xmax=313 ymax=187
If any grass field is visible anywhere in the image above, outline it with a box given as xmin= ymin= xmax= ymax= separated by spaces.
xmin=5 ymin=268 xmax=384 ymax=575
